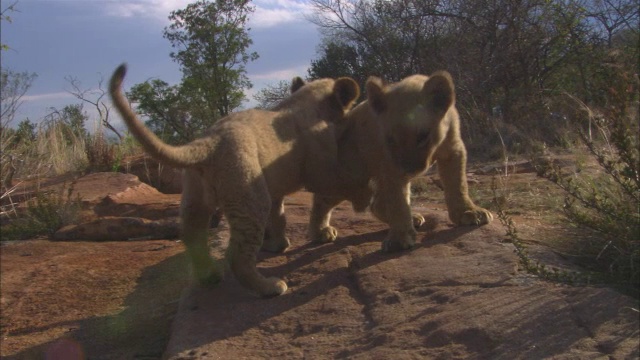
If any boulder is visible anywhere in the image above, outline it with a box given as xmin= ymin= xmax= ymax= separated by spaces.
xmin=24 ymin=172 xmax=184 ymax=241
xmin=122 ymin=154 xmax=183 ymax=194
xmin=54 ymin=216 xmax=179 ymax=241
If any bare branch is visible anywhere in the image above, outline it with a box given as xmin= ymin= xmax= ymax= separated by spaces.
xmin=64 ymin=74 xmax=123 ymax=140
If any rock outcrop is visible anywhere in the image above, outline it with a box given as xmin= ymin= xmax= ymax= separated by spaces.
xmin=164 ymin=195 xmax=639 ymax=359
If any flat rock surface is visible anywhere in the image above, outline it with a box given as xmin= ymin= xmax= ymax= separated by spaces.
xmin=165 ymin=192 xmax=639 ymax=359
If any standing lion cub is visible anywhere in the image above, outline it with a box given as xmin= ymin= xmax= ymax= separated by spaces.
xmin=268 ymin=71 xmax=493 ymax=252
xmin=109 ymin=64 xmax=359 ymax=297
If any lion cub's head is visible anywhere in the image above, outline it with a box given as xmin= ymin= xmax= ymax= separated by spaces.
xmin=366 ymin=71 xmax=456 ymax=175
xmin=278 ymin=76 xmax=360 ymax=120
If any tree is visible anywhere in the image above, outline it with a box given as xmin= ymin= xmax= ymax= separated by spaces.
xmin=308 ymin=0 xmax=638 ymax=148
xmin=127 ymin=79 xmax=193 ymax=144
xmin=14 ymin=119 xmax=35 ymax=145
xmin=1 ymin=0 xmax=18 ymax=51
xmin=66 ymin=74 xmax=122 ymax=140
xmin=42 ymin=104 xmax=89 ymax=143
xmin=156 ymin=0 xmax=258 ymax=140
xmin=1 ymin=69 xmax=37 ymax=129
xmin=308 ymin=40 xmax=369 ymax=84
xmin=253 ymin=80 xmax=292 ymax=109
xmin=0 ymin=69 xmax=36 ymax=191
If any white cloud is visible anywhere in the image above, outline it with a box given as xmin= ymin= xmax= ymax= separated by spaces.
xmin=22 ymin=92 xmax=75 ymax=102
xmin=103 ymin=0 xmax=190 ymax=20
xmin=251 ymin=65 xmax=309 ymax=81
xmin=103 ymin=0 xmax=313 ymax=27
xmin=251 ymin=0 xmax=314 ymax=28
xmin=243 ymin=64 xmax=310 ymax=109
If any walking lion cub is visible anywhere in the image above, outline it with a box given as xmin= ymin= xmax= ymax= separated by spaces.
xmin=267 ymin=71 xmax=492 ymax=252
xmin=109 ymin=64 xmax=359 ymax=297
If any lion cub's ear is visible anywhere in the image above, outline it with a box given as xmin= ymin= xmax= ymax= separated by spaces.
xmin=291 ymin=77 xmax=306 ymax=94
xmin=365 ymin=76 xmax=387 ymax=114
xmin=334 ymin=77 xmax=360 ymax=110
xmin=423 ymin=71 xmax=455 ymax=115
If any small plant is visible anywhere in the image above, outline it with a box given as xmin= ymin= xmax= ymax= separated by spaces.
xmin=533 ymin=77 xmax=639 ymax=291
xmin=2 ymin=182 xmax=82 ymax=241
xmin=490 ymin=177 xmax=597 ymax=285
xmin=85 ymin=129 xmax=117 ymax=173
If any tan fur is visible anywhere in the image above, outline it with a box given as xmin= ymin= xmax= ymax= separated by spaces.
xmin=278 ymin=72 xmax=493 ymax=251
xmin=109 ymin=64 xmax=359 ymax=297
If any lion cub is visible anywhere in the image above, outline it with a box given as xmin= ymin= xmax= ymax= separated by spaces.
xmin=109 ymin=64 xmax=359 ymax=297
xmin=299 ymin=72 xmax=493 ymax=251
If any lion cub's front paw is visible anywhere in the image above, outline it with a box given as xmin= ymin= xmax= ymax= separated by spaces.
xmin=458 ymin=207 xmax=493 ymax=226
xmin=309 ymin=226 xmax=338 ymax=243
xmin=381 ymin=229 xmax=416 ymax=252
xmin=260 ymin=277 xmax=288 ymax=298
xmin=412 ymin=213 xmax=426 ymax=229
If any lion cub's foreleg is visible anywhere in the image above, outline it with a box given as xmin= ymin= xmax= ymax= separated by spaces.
xmin=262 ymin=198 xmax=291 ymax=253
xmin=371 ymin=181 xmax=419 ymax=252
xmin=435 ymin=142 xmax=493 ymax=226
xmin=308 ymin=194 xmax=343 ymax=243
xmin=309 ymin=185 xmax=424 ymax=248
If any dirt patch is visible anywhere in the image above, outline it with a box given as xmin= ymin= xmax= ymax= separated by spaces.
xmin=1 ymin=239 xmax=188 ymax=359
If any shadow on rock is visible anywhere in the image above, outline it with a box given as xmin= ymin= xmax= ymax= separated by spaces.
xmin=9 ymin=252 xmax=190 ymax=359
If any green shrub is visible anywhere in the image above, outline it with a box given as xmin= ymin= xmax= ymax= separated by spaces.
xmin=535 ymin=82 xmax=639 ymax=288
xmin=2 ymin=183 xmax=81 ymax=241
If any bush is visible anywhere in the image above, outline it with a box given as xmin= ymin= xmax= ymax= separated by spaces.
xmin=536 ymin=77 xmax=639 ymax=288
xmin=85 ymin=130 xmax=117 ymax=172
xmin=2 ymin=183 xmax=82 ymax=241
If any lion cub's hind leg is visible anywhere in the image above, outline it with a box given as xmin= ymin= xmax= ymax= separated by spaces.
xmin=262 ymin=198 xmax=291 ymax=253
xmin=308 ymin=194 xmax=343 ymax=243
xmin=181 ymin=170 xmax=224 ymax=286
xmin=225 ymin=177 xmax=288 ymax=297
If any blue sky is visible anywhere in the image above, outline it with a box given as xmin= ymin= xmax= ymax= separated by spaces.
xmin=1 ymin=0 xmax=322 ymax=130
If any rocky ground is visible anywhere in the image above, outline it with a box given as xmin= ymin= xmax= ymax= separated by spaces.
xmin=1 ymin=160 xmax=638 ymax=359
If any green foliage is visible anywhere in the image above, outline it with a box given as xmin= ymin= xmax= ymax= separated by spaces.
xmin=308 ymin=40 xmax=368 ymax=84
xmin=15 ymin=119 xmax=36 ymax=145
xmin=126 ymin=0 xmax=259 ymax=143
xmin=0 ymin=1 xmax=18 ymax=51
xmin=309 ymin=0 xmax=639 ymax=155
xmin=1 ymin=69 xmax=38 ymax=189
xmin=1 ymin=69 xmax=37 ymax=127
xmin=493 ymin=196 xmax=595 ymax=286
xmin=43 ymin=104 xmax=89 ymax=144
xmin=2 ymin=184 xmax=82 ymax=241
xmin=535 ymin=77 xmax=639 ymax=288
xmin=127 ymin=79 xmax=194 ymax=144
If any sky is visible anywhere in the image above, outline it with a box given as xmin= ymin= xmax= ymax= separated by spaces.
xmin=1 ymin=0 xmax=323 ymax=131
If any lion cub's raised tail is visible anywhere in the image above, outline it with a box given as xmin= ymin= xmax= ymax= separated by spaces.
xmin=109 ymin=64 xmax=212 ymax=168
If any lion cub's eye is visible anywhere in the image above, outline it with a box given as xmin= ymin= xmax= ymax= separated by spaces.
xmin=417 ymin=130 xmax=430 ymax=147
